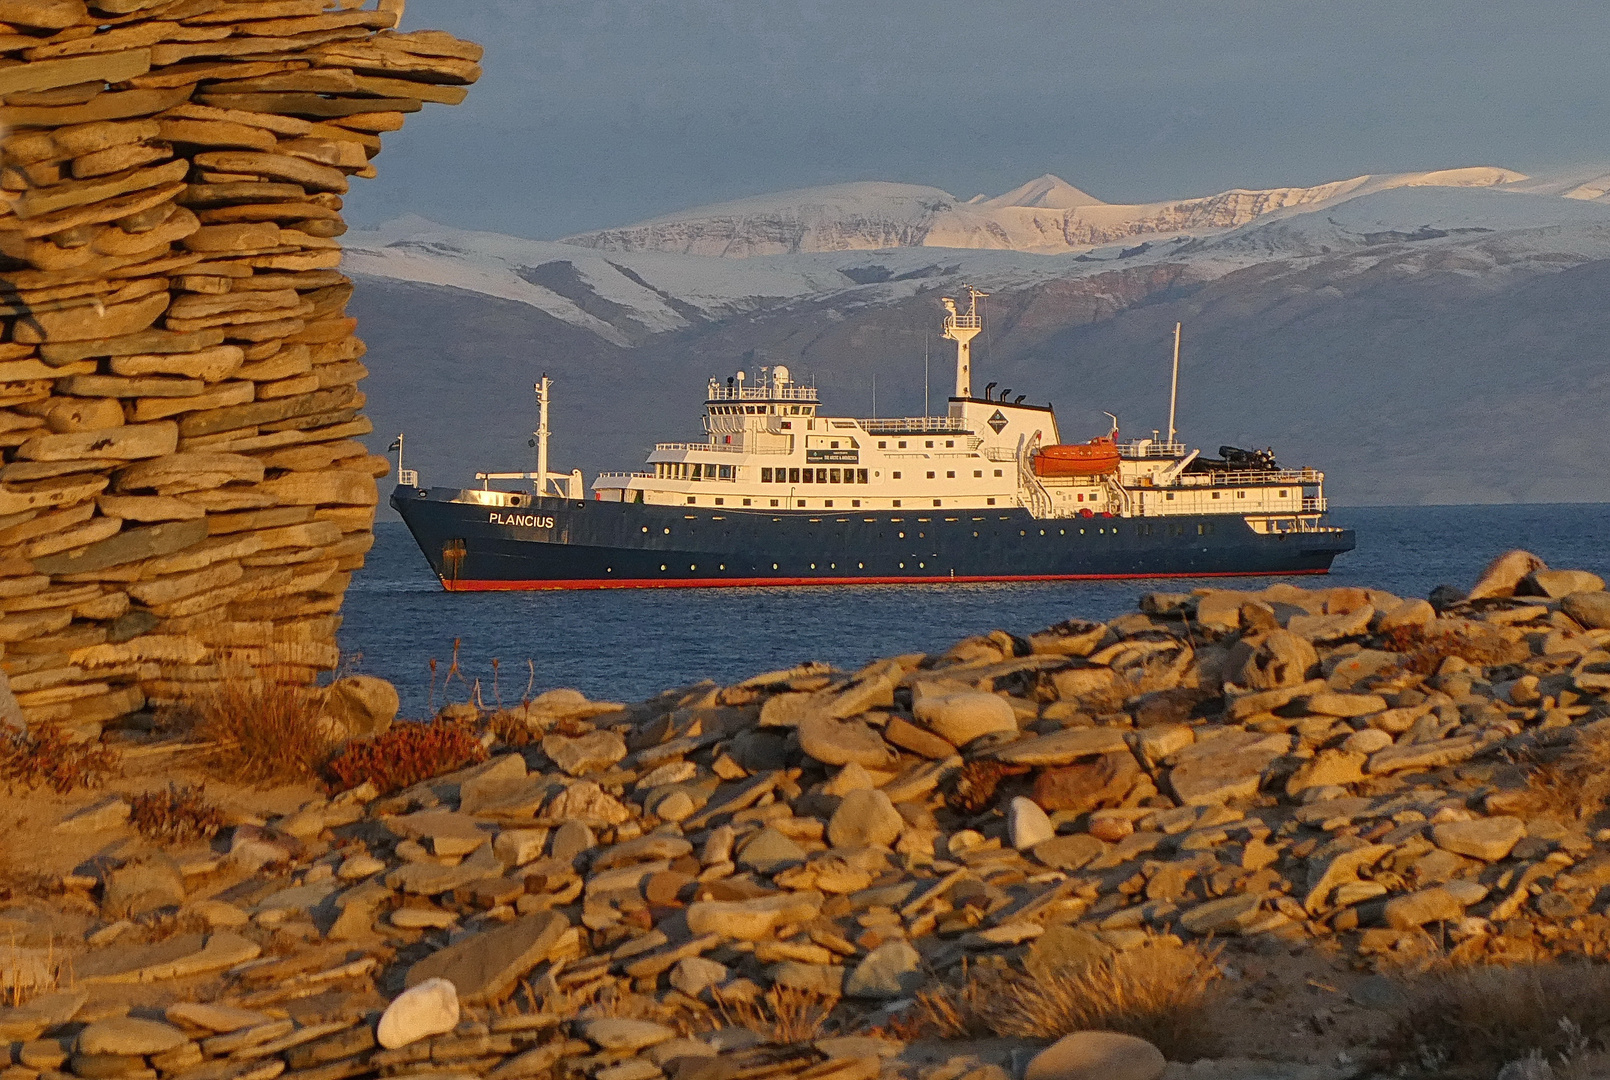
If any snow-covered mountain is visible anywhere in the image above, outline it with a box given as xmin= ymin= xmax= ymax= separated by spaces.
xmin=554 ymin=167 xmax=1529 ymax=256
xmin=344 ymin=165 xmax=1610 ymax=509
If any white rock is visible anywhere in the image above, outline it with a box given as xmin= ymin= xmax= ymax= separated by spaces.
xmin=337 ymin=853 xmax=385 ymax=880
xmin=1009 ymin=796 xmax=1055 ymax=850
xmin=376 ymin=977 xmax=459 ymax=1049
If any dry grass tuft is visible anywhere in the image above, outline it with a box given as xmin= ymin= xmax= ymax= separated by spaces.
xmin=130 ymin=784 xmax=225 ymax=845
xmin=1380 ymin=624 xmax=1529 ymax=675
xmin=325 ymin=718 xmax=486 ymax=795
xmin=891 ymin=940 xmax=1224 ymax=1061
xmin=189 ymin=673 xmax=334 ymax=785
xmin=713 ymin=985 xmax=835 ymax=1045
xmin=0 ymin=723 xmax=119 ymax=794
xmin=1376 ymin=963 xmax=1610 ymax=1078
xmin=1510 ymin=726 xmax=1610 ymax=825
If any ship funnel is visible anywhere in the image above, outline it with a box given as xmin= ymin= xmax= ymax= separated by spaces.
xmin=941 ymin=285 xmax=987 ymax=399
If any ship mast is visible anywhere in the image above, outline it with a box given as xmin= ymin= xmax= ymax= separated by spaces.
xmin=1168 ymin=322 xmax=1181 ymax=445
xmin=534 ymin=374 xmax=551 ymax=495
xmin=940 ymin=285 xmax=987 ymax=399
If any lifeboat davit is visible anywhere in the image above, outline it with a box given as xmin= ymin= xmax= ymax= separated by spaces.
xmin=1033 ymin=435 xmax=1121 ymax=477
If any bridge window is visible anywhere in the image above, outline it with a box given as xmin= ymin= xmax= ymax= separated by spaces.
xmin=802 ymin=470 xmax=814 ymax=484
xmin=789 ymin=468 xmax=800 ymax=483
xmin=857 ymin=469 xmax=868 ymax=483
xmin=762 ymin=468 xmax=773 ymax=482
xmin=830 ymin=468 xmax=841 ymax=483
xmin=719 ymin=465 xmax=733 ymax=479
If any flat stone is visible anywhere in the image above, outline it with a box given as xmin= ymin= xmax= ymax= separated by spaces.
xmin=912 ymin=690 xmax=1017 ymax=745
xmin=550 ymin=820 xmax=595 ymax=863
xmin=163 ymin=1003 xmax=269 ymax=1033
xmin=1433 ymin=816 xmax=1525 ymax=861
xmin=492 ymin=828 xmax=550 ymax=867
xmin=1303 ymin=844 xmax=1394 ymax=913
xmin=1031 ymin=833 xmax=1108 ymax=871
xmin=670 ymin=956 xmax=728 ymax=997
xmin=1383 ymin=886 xmax=1467 ymax=929
xmin=77 ymin=1018 xmax=188 ymax=1056
xmin=1179 ymin=894 xmax=1264 ymax=935
xmin=1009 ymin=796 xmax=1055 ymax=850
xmin=768 ymin=961 xmax=844 ymax=997
xmin=991 ymin=726 xmax=1128 ymax=766
xmin=1024 ymin=1030 xmax=1166 ymax=1080
xmin=1285 ymin=750 xmax=1367 ymax=796
xmin=102 ymin=857 xmax=184 ymax=918
xmin=686 ymin=892 xmax=824 ymax=941
xmin=377 ymin=977 xmax=459 ymax=1049
xmin=1287 ymin=606 xmax=1374 ymax=643
xmin=0 ymin=989 xmax=89 ymax=1041
xmin=55 ymin=797 xmax=130 ymax=833
xmin=737 ymin=827 xmax=807 ymax=874
xmin=404 ymin=910 xmax=569 ymax=1005
xmin=1367 ymin=735 xmax=1480 ymax=774
xmin=542 ymin=731 xmax=626 ymax=776
xmin=1305 ymin=691 xmax=1388 ymax=717
xmin=388 ymin=844 xmax=499 ymax=895
xmin=1469 ymin=550 xmax=1545 ymax=599
xmin=797 ymin=713 xmax=898 ymax=769
xmin=591 ymin=833 xmax=694 ymax=872
xmin=828 ymin=788 xmax=903 ymax=849
xmin=580 ymin=1019 xmax=676 ymax=1051
xmin=882 ymin=715 xmax=955 ymax=759
xmin=1168 ymin=740 xmax=1285 ymax=807
xmin=845 ymin=940 xmax=921 ymax=999
xmin=388 ymin=810 xmax=492 ymax=857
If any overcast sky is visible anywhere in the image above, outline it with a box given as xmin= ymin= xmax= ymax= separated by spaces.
xmin=350 ymin=0 xmax=1609 ymax=240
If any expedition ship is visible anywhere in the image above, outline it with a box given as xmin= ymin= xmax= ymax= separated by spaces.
xmin=391 ymin=288 xmax=1354 ymax=590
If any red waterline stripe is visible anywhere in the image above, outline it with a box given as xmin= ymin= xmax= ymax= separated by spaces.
xmin=440 ymin=568 xmax=1332 ymax=592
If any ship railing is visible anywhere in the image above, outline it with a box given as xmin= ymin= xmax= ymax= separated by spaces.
xmin=1118 ymin=440 xmax=1188 ymax=458
xmin=861 ymin=416 xmax=971 ymax=434
xmin=1303 ymin=496 xmax=1327 ymax=513
xmin=945 ymin=313 xmax=982 ymax=331
xmin=654 ymin=441 xmax=747 ymax=453
xmin=397 ymin=468 xmax=418 ymax=487
xmin=707 ymin=384 xmax=819 ymax=402
xmin=1175 ymin=467 xmax=1323 ymax=487
xmin=982 ymin=446 xmax=1017 ymax=461
xmin=594 ymin=471 xmax=653 ymax=483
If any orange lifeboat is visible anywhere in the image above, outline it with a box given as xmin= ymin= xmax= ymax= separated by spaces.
xmin=1033 ymin=434 xmax=1121 ymax=477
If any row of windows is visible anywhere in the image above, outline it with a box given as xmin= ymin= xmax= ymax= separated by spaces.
xmin=760 ymin=467 xmax=870 ymax=484
xmin=657 ymin=462 xmax=736 ymax=481
xmin=1164 ymin=489 xmax=1291 ymax=501
xmin=708 ymin=405 xmax=815 ymax=415
xmin=878 ymin=438 xmax=957 ymax=449
xmin=686 ymin=496 xmax=1001 ymax=508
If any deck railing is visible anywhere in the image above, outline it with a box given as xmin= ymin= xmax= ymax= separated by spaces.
xmin=861 ymin=416 xmax=971 ymax=435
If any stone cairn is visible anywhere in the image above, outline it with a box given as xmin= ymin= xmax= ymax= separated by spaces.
xmin=5 ymin=555 xmax=1610 ymax=1080
xmin=0 ymin=0 xmax=478 ymax=736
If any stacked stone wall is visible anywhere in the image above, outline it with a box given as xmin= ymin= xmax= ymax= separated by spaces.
xmin=0 ymin=0 xmax=478 ymax=735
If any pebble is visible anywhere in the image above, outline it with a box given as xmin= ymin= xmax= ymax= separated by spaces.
xmin=912 ymin=690 xmax=1018 ymax=745
xmin=827 ymin=788 xmax=903 ymax=849
xmin=580 ymin=1018 xmax=677 ymax=1050
xmin=845 ymin=940 xmax=923 ymax=998
xmin=1024 ymin=1030 xmax=1166 ymax=1080
xmin=1009 ymin=796 xmax=1055 ymax=850
xmin=76 ymin=1018 xmax=187 ymax=1057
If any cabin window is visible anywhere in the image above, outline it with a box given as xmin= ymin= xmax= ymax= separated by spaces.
xmin=770 ymin=499 xmax=779 ymax=507
xmin=802 ymin=470 xmax=814 ymax=484
xmin=816 ymin=468 xmax=827 ymax=483
xmin=1166 ymin=492 xmax=1175 ymax=500
xmin=857 ymin=469 xmax=868 ymax=483
xmin=987 ymin=498 xmax=996 ymax=505
xmin=1077 ymin=494 xmax=1083 ymax=502
xmin=762 ymin=468 xmax=773 ymax=482
xmin=893 ymin=500 xmax=901 ymax=507
xmin=926 ymin=471 xmax=935 ymax=479
xmin=1280 ymin=489 xmax=1288 ymax=497
xmin=687 ymin=496 xmax=696 ymax=504
xmin=945 ymin=440 xmax=954 ymax=448
xmin=946 ymin=471 xmax=955 ymax=479
xmin=1237 ymin=490 xmax=1245 ymax=498
xmin=824 ymin=500 xmax=833 ymax=507
xmin=925 ymin=440 xmax=934 ymax=448
xmin=892 ymin=471 xmax=901 ymax=479
xmin=1212 ymin=491 xmax=1221 ymax=499
xmin=781 ymin=421 xmax=791 ymax=430
xmin=974 ymin=470 xmax=982 ymax=477
xmin=898 ymin=440 xmax=907 ymax=448
xmin=993 ymin=469 xmax=1002 ymax=477
xmin=830 ymin=441 xmax=839 ymax=449
xmin=788 ymin=468 xmax=800 ymax=483
xmin=878 ymin=441 xmax=887 ymax=449
xmin=933 ymin=499 xmax=942 ymax=507
xmin=742 ymin=498 xmax=751 ymax=506
xmin=852 ymin=499 xmax=861 ymax=507
xmin=797 ymin=500 xmax=806 ymax=507
xmin=830 ymin=469 xmax=841 ymax=483
xmin=714 ymin=498 xmax=724 ymax=505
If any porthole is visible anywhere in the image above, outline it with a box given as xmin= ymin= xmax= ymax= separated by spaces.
xmin=641 ymin=526 xmax=649 ymax=533
xmin=719 ymin=564 xmax=725 ymax=570
xmin=606 ymin=567 xmax=613 ymax=573
xmin=810 ymin=563 xmax=816 ymax=570
xmin=858 ymin=562 xmax=864 ymax=569
xmin=899 ymin=562 xmax=905 ymax=568
xmin=772 ymin=563 xmax=779 ymax=570
xmin=898 ymin=531 xmax=905 ymax=538
xmin=663 ymin=527 xmax=670 ymax=534
xmin=690 ymin=564 xmax=697 ymax=570
xmin=1039 ymin=530 xmax=1045 ymax=536
xmin=660 ymin=564 xmax=667 ymax=570
xmin=830 ymin=563 xmax=836 ymax=569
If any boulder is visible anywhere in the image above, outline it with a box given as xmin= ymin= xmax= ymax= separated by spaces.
xmin=1433 ymin=816 xmax=1525 ymax=861
xmin=1033 ymin=751 xmax=1140 ymax=813
xmin=912 ymin=690 xmax=1016 ymax=745
xmin=1227 ymin=629 xmax=1317 ymax=690
xmin=404 ymin=911 xmax=568 ymax=1004
xmin=322 ymin=675 xmax=397 ymax=738
xmin=1468 ymin=550 xmax=1546 ymax=600
xmin=828 ymin=788 xmax=903 ymax=849
xmin=797 ymin=713 xmax=898 ymax=769
xmin=102 ymin=857 xmax=184 ymax=918
xmin=541 ymin=731 xmax=626 ymax=776
xmin=1521 ymin=569 xmax=1604 ymax=598
xmin=1024 ymin=1031 xmax=1166 ymax=1080
xmin=76 ymin=1018 xmax=187 ymax=1056
xmin=1563 ymin=591 xmax=1610 ymax=631
xmin=376 ymin=978 xmax=458 ymax=1049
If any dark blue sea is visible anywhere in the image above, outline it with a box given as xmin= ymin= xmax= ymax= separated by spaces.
xmin=339 ymin=505 xmax=1610 ymax=716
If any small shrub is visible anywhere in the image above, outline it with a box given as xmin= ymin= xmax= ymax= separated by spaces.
xmin=1376 ymin=963 xmax=1610 ymax=1079
xmin=0 ymin=723 xmax=119 ymax=794
xmin=1512 ymin=726 xmax=1610 ymax=824
xmin=130 ymin=784 xmax=225 ymax=845
xmin=945 ymin=759 xmax=1030 ymax=814
xmin=191 ymin=674 xmax=334 ymax=785
xmin=325 ymin=718 xmax=486 ymax=795
xmin=1380 ymin=624 xmax=1527 ymax=675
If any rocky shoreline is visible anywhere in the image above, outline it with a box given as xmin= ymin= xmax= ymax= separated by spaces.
xmin=7 ymin=551 xmax=1610 ymax=1080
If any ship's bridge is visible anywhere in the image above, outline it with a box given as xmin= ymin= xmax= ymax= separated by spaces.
xmin=704 ymin=366 xmax=822 ymax=437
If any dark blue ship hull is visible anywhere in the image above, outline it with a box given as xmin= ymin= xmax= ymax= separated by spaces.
xmin=391 ymin=484 xmax=1355 ymax=591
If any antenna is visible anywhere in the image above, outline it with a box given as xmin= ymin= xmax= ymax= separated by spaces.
xmin=872 ymin=372 xmax=877 ymax=418
xmin=1167 ymin=322 xmax=1181 ymax=445
xmin=923 ymin=333 xmax=930 ymax=417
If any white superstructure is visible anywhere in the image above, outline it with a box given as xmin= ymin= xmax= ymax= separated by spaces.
xmin=587 ymin=289 xmax=1333 ymax=534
